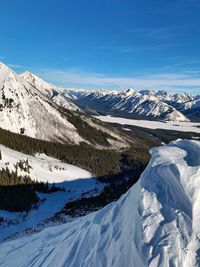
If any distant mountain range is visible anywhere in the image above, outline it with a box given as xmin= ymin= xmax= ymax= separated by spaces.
xmin=13 ymin=64 xmax=200 ymax=123
xmin=66 ymin=88 xmax=200 ymax=122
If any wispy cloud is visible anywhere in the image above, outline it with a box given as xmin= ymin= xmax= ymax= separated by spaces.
xmin=35 ymin=67 xmax=200 ymax=94
xmin=0 ymin=56 xmax=5 ymax=60
xmin=8 ymin=63 xmax=24 ymax=69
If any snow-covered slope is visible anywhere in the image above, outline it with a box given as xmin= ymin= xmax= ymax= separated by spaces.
xmin=20 ymin=71 xmax=62 ymax=98
xmin=20 ymin=71 xmax=80 ymax=111
xmin=0 ymin=62 xmax=128 ymax=148
xmin=0 ymin=139 xmax=199 ymax=266
xmin=136 ymin=89 xmax=200 ymax=121
xmin=0 ymin=62 xmax=83 ymax=143
xmin=50 ymin=92 xmax=80 ymax=111
xmin=0 ymin=144 xmax=92 ymax=183
xmin=67 ymin=88 xmax=189 ymax=122
xmin=0 ymin=144 xmax=105 ymax=242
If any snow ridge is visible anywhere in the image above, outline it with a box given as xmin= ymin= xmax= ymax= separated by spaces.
xmin=0 ymin=139 xmax=199 ymax=266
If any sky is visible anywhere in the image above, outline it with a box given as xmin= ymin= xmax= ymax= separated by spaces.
xmin=0 ymin=0 xmax=200 ymax=94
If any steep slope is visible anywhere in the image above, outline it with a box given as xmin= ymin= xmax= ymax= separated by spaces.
xmin=0 ymin=139 xmax=199 ymax=266
xmin=179 ymin=96 xmax=200 ymax=122
xmin=142 ymin=89 xmax=200 ymax=121
xmin=67 ymin=88 xmax=188 ymax=122
xmin=0 ymin=62 xmax=83 ymax=143
xmin=0 ymin=62 xmax=129 ymax=148
xmin=20 ymin=71 xmax=80 ymax=111
xmin=19 ymin=71 xmax=62 ymax=97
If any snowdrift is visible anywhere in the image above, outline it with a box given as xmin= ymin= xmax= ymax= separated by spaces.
xmin=0 ymin=139 xmax=200 ymax=267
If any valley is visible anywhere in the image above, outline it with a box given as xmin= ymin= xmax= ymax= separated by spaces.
xmin=1 ymin=1 xmax=200 ymax=265
xmin=95 ymin=115 xmax=200 ymax=133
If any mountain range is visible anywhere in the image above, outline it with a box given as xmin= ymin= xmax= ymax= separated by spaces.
xmin=0 ymin=62 xmax=129 ymax=149
xmin=66 ymin=88 xmax=200 ymax=122
xmin=20 ymin=69 xmax=199 ymax=122
xmin=1 ymin=61 xmax=199 ymax=129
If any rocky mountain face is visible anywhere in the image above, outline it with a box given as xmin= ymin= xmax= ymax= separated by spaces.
xmin=0 ymin=62 xmax=129 ymax=149
xmin=20 ymin=71 xmax=80 ymax=111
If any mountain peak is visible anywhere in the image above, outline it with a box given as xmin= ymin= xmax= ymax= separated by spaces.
xmin=20 ymin=71 xmax=44 ymax=83
xmin=20 ymin=71 xmax=59 ymax=97
xmin=0 ymin=62 xmax=15 ymax=88
xmin=0 ymin=61 xmax=11 ymax=71
xmin=125 ymin=88 xmax=136 ymax=95
xmin=0 ymin=62 xmax=18 ymax=78
xmin=20 ymin=70 xmax=34 ymax=78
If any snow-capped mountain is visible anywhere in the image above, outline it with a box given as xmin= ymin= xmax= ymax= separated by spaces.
xmin=20 ymin=71 xmax=80 ymax=111
xmin=20 ymin=71 xmax=62 ymax=98
xmin=0 ymin=62 xmax=82 ymax=143
xmin=0 ymin=62 xmax=129 ymax=148
xmin=66 ymin=88 xmax=190 ymax=121
xmin=142 ymin=90 xmax=200 ymax=121
xmin=66 ymin=87 xmax=200 ymax=122
xmin=4 ymin=62 xmax=199 ymax=123
xmin=0 ymin=139 xmax=199 ymax=266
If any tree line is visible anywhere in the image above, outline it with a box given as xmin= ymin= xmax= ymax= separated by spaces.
xmin=0 ymin=168 xmax=62 ymax=211
xmin=0 ymin=127 xmax=121 ymax=177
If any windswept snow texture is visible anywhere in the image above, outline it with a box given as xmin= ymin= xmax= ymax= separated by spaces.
xmin=0 ymin=140 xmax=200 ymax=266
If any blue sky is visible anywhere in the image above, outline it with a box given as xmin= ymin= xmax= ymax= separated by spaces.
xmin=0 ymin=0 xmax=200 ymax=94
